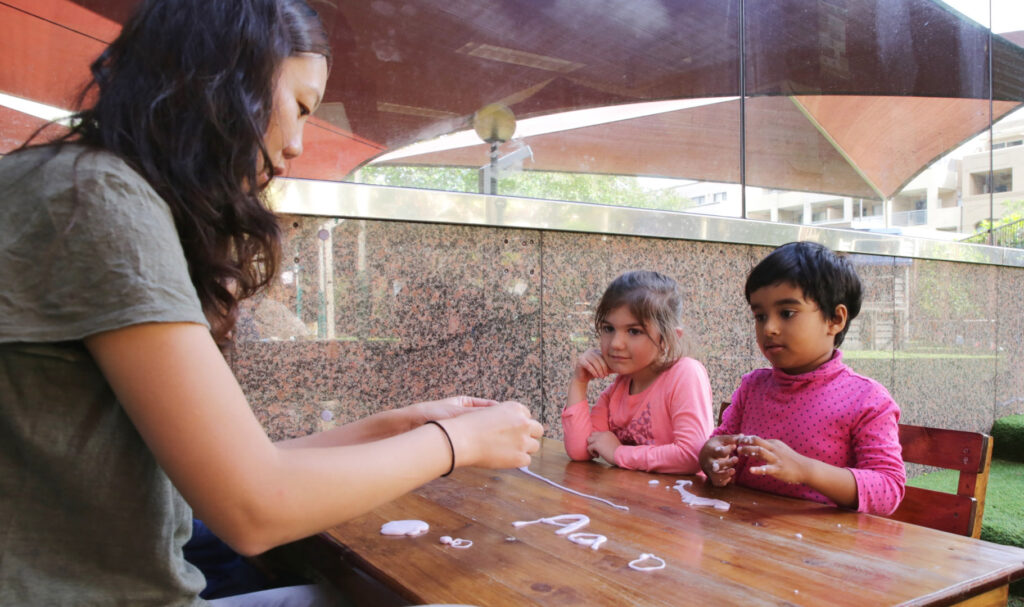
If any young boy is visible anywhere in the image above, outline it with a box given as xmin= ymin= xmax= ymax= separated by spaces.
xmin=699 ymin=241 xmax=905 ymax=515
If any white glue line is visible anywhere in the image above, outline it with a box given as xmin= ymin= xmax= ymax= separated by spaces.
xmin=567 ymin=532 xmax=607 ymax=550
xmin=513 ymin=514 xmax=590 ymax=535
xmin=518 ymin=467 xmax=630 ymax=511
xmin=628 ymin=553 xmax=666 ymax=571
xmin=439 ymin=536 xmax=473 ymax=549
xmin=672 ymin=480 xmax=730 ymax=511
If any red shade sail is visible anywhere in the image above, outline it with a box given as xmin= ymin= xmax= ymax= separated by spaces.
xmin=1 ymin=0 xmax=1022 ymax=199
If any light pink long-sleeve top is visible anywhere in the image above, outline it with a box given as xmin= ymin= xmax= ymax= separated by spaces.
xmin=713 ymin=350 xmax=905 ymax=515
xmin=562 ymin=357 xmax=713 ymax=474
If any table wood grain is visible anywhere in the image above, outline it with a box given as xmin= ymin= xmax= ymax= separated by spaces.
xmin=310 ymin=438 xmax=1024 ymax=606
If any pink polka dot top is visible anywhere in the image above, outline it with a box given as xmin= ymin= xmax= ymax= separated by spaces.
xmin=713 ymin=350 xmax=905 ymax=515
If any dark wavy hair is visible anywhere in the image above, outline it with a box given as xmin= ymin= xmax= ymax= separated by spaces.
xmin=47 ymin=0 xmax=331 ymax=344
xmin=594 ymin=270 xmax=690 ymax=370
xmin=744 ymin=241 xmax=863 ymax=347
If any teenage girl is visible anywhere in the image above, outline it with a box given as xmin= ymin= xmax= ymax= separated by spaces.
xmin=563 ymin=271 xmax=713 ymax=474
xmin=0 ymin=1 xmax=542 ymax=604
xmin=698 ymin=242 xmax=905 ymax=515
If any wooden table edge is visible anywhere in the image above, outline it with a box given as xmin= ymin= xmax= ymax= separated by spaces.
xmin=311 ymin=531 xmax=428 ymax=605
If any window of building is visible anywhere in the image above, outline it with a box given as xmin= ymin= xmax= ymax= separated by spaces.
xmin=995 ymin=169 xmax=1013 ymax=192
xmin=972 ymin=168 xmax=1013 ymax=195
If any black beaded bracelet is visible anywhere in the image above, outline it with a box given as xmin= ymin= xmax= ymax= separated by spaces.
xmin=425 ymin=420 xmax=455 ymax=477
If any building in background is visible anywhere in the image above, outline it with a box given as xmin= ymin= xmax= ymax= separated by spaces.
xmin=671 ymin=106 xmax=1024 ymax=240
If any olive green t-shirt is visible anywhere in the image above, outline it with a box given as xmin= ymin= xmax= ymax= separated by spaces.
xmin=0 ymin=145 xmax=208 ymax=605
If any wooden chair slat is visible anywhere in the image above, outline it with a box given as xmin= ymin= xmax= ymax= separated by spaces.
xmin=898 ymin=424 xmax=988 ymax=473
xmin=888 ymin=486 xmax=976 ymax=537
xmin=891 ymin=423 xmax=993 ymax=538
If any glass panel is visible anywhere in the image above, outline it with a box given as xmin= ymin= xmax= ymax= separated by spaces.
xmin=5 ymin=0 xmax=1024 ymax=234
xmin=972 ymin=0 xmax=1024 ymax=245
xmin=742 ymin=0 xmax=1024 ymax=241
xmin=341 ymin=0 xmax=743 ymax=213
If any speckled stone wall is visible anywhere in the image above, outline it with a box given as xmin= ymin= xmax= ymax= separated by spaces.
xmin=230 ymin=215 xmax=1024 ymax=444
xmin=996 ymin=264 xmax=1024 ymax=420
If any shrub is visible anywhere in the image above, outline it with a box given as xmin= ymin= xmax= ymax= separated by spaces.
xmin=992 ymin=415 xmax=1024 ymax=462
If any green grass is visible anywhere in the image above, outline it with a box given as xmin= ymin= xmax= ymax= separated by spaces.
xmin=907 ymin=459 xmax=1024 ymax=602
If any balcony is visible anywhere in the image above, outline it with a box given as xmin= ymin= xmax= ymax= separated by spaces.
xmin=893 ymin=209 xmax=928 ymax=226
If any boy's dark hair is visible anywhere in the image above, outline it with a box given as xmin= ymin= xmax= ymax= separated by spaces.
xmin=595 ymin=270 xmax=689 ymax=368
xmin=744 ymin=241 xmax=863 ymax=348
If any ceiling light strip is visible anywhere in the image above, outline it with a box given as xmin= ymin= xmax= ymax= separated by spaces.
xmin=0 ymin=92 xmax=74 ymax=124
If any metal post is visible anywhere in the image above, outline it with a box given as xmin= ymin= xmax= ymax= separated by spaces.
xmin=489 ymin=141 xmax=498 ymax=195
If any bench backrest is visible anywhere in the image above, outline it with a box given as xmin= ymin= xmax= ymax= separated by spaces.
xmin=887 ymin=424 xmax=993 ymax=538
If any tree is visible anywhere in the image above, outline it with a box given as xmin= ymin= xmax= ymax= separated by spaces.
xmin=975 ymin=199 xmax=1024 ymax=232
xmin=965 ymin=199 xmax=1024 ymax=247
xmin=354 ymin=165 xmax=695 ymax=212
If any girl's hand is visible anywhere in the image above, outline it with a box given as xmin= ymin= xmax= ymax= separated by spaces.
xmin=572 ymin=348 xmax=611 ymax=384
xmin=699 ymin=435 xmax=739 ymax=486
xmin=567 ymin=349 xmax=609 ymax=411
xmin=585 ymin=431 xmax=621 ymax=464
xmin=444 ymin=401 xmax=544 ymax=469
xmin=407 ymin=396 xmax=499 ymax=429
xmin=736 ymin=435 xmax=807 ymax=485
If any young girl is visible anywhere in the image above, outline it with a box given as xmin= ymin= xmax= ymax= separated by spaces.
xmin=699 ymin=242 xmax=905 ymax=515
xmin=563 ymin=271 xmax=713 ymax=474
xmin=0 ymin=1 xmax=542 ymax=604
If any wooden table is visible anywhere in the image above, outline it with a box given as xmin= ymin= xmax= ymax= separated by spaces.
xmin=304 ymin=438 xmax=1024 ymax=606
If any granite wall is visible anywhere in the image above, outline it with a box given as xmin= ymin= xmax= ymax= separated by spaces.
xmin=230 ymin=215 xmax=1024 ymax=444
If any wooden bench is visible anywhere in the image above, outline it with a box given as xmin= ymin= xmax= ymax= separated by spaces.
xmin=887 ymin=424 xmax=993 ymax=538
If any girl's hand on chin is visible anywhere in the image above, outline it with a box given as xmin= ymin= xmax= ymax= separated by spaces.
xmin=573 ymin=348 xmax=611 ymax=383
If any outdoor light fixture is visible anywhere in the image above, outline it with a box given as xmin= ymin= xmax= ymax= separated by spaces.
xmin=473 ymin=103 xmax=517 ymax=194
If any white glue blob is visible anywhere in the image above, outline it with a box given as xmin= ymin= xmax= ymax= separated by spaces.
xmin=567 ymin=532 xmax=607 ymax=550
xmin=518 ymin=467 xmax=629 ymax=511
xmin=628 ymin=553 xmax=666 ymax=571
xmin=513 ymin=513 xmax=590 ymax=536
xmin=439 ymin=535 xmax=473 ymax=549
xmin=380 ymin=519 xmax=429 ymax=537
xmin=672 ymin=480 xmax=730 ymax=511
xmin=648 ymin=480 xmax=660 ymax=485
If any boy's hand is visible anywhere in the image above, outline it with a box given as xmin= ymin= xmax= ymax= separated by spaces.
xmin=700 ymin=435 xmax=739 ymax=486
xmin=736 ymin=435 xmax=808 ymax=485
xmin=586 ymin=431 xmax=621 ymax=464
xmin=572 ymin=348 xmax=611 ymax=384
